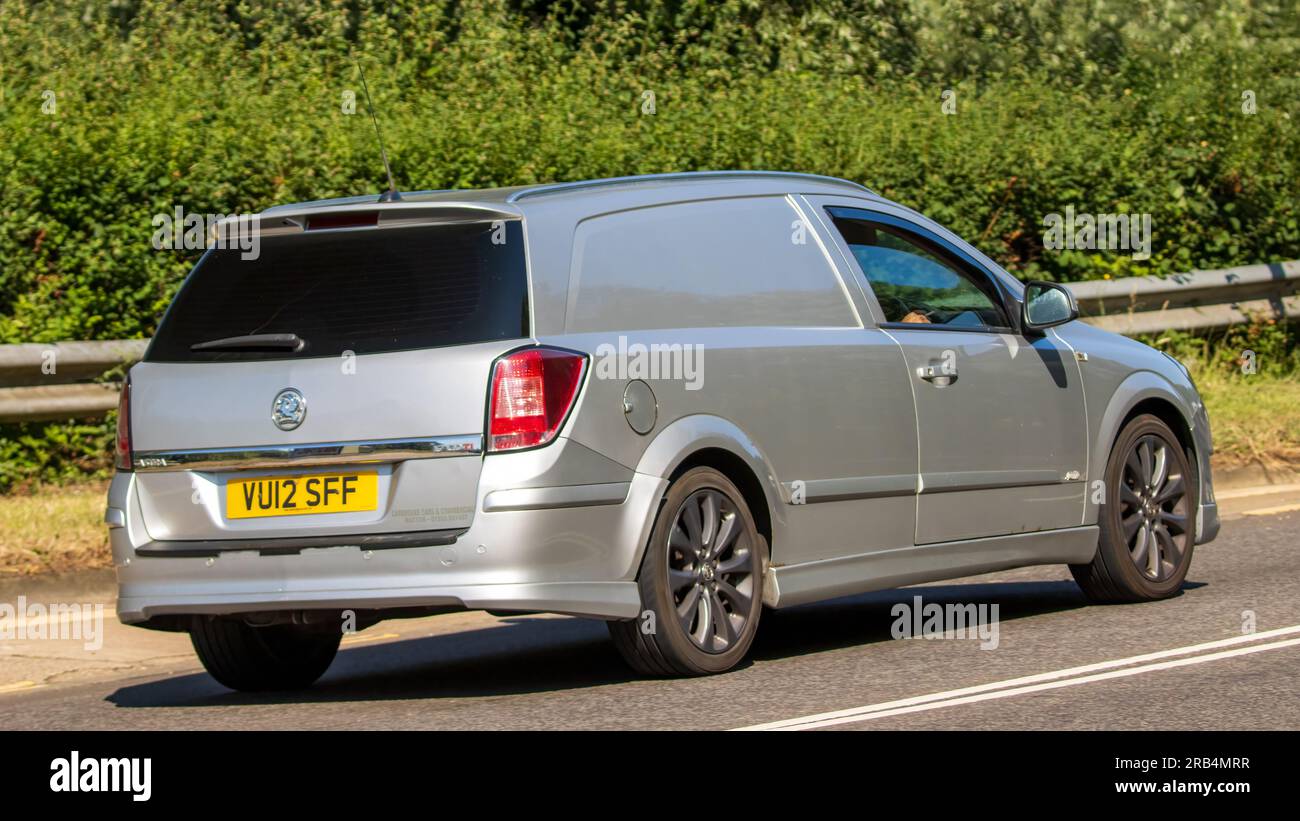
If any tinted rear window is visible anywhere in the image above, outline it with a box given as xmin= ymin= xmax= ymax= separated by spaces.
xmin=147 ymin=221 xmax=529 ymax=362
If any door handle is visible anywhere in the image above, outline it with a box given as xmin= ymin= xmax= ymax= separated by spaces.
xmin=916 ymin=364 xmax=958 ymax=387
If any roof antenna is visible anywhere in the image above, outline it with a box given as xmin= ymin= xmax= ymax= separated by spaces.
xmin=354 ymin=55 xmax=401 ymax=202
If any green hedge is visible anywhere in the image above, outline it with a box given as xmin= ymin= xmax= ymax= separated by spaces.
xmin=1 ymin=0 xmax=1298 ymax=487
xmin=3 ymin=0 xmax=1298 ymax=343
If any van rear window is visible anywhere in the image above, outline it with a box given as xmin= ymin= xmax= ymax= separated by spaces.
xmin=147 ymin=221 xmax=529 ymax=362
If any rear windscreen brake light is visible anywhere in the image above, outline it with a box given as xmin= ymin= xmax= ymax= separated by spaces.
xmin=306 ymin=212 xmax=379 ymax=230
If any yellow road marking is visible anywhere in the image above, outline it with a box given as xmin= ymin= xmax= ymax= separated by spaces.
xmin=0 ymin=681 xmax=42 ymax=695
xmin=1216 ymin=482 xmax=1300 ymax=500
xmin=1241 ymin=502 xmax=1300 ymax=517
xmin=340 ymin=631 xmax=401 ymax=646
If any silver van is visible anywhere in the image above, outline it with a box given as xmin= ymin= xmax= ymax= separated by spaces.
xmin=107 ymin=171 xmax=1219 ymax=688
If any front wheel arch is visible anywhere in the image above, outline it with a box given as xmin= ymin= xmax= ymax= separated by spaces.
xmin=1072 ymin=413 xmax=1197 ymax=602
xmin=1087 ymin=374 xmax=1202 ymax=527
xmin=1114 ymin=397 xmax=1200 ymax=532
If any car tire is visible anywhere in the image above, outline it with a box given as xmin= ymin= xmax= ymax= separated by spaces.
xmin=190 ymin=616 xmax=341 ymax=692
xmin=1071 ymin=414 xmax=1197 ymax=603
xmin=609 ymin=467 xmax=767 ymax=676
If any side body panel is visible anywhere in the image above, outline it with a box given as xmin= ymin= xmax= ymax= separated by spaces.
xmin=532 ymin=193 xmax=921 ymax=567
xmin=1051 ymin=320 xmax=1219 ymax=543
xmin=804 ymin=195 xmax=1089 ymax=544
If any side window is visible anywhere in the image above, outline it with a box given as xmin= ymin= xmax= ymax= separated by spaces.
xmin=828 ymin=212 xmax=1009 ymax=330
xmin=566 ymin=197 xmax=858 ymax=333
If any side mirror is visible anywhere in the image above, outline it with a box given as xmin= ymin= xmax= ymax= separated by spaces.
xmin=1022 ymin=280 xmax=1079 ymax=332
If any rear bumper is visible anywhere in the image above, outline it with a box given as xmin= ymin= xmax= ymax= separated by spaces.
xmin=117 ymin=580 xmax=642 ymax=623
xmin=109 ymin=440 xmax=665 ymax=624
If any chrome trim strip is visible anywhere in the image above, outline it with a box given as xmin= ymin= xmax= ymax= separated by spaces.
xmin=482 ymin=482 xmax=631 ymax=512
xmin=133 ymin=527 xmax=467 ymax=557
xmin=132 ymin=435 xmax=482 ymax=472
xmin=781 ymin=475 xmax=917 ymax=504
xmin=919 ymin=469 xmax=1070 ymax=494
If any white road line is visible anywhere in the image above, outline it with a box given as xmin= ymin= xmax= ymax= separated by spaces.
xmin=747 ymin=637 xmax=1300 ymax=730
xmin=734 ymin=624 xmax=1300 ymax=731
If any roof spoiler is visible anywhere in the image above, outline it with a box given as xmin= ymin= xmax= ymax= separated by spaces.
xmin=227 ymin=202 xmax=523 ymax=238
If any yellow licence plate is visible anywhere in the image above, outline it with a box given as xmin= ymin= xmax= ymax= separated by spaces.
xmin=226 ymin=471 xmax=379 ymax=519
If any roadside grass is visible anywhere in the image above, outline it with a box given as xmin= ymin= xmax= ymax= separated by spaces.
xmin=0 ymin=481 xmax=111 ymax=576
xmin=1196 ymin=372 xmax=1300 ymax=470
xmin=0 ymin=375 xmax=1296 ymax=577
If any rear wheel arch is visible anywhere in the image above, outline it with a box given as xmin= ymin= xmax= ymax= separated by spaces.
xmin=669 ymin=448 xmax=773 ymax=559
xmin=632 ymin=415 xmax=783 ymax=566
xmin=609 ymin=464 xmax=767 ymax=675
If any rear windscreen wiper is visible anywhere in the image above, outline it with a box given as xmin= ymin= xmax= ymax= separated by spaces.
xmin=190 ymin=333 xmax=306 ymax=353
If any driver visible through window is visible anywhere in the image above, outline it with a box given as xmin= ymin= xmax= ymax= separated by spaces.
xmin=829 ymin=214 xmax=1007 ymax=329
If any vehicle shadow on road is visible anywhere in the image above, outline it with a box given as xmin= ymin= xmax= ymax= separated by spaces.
xmin=107 ymin=614 xmax=630 ymax=709
xmin=105 ymin=577 xmax=1200 ymax=710
xmin=753 ymin=578 xmax=1090 ymax=660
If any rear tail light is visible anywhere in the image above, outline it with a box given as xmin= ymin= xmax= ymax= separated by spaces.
xmin=488 ymin=347 xmax=587 ymax=452
xmin=114 ymin=378 xmax=133 ymax=471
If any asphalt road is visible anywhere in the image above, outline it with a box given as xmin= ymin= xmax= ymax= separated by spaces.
xmin=2 ymin=491 xmax=1297 ymax=731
